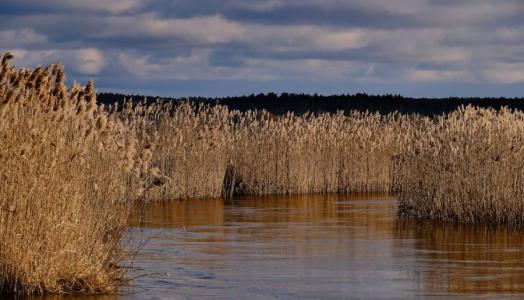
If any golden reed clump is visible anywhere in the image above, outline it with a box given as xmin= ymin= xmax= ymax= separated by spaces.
xmin=395 ymin=105 xmax=524 ymax=224
xmin=0 ymin=53 xmax=161 ymax=295
xmin=119 ymin=102 xmax=233 ymax=200
xmin=229 ymin=110 xmax=412 ymax=195
xmin=114 ymin=100 xmax=415 ymax=200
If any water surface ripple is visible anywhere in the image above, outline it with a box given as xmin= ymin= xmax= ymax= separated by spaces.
xmin=29 ymin=194 xmax=524 ymax=299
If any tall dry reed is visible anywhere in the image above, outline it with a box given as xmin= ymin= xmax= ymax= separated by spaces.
xmin=230 ymin=111 xmax=412 ymax=195
xmin=0 ymin=53 xmax=161 ymax=295
xmin=395 ymin=106 xmax=524 ymax=224
xmin=111 ymin=101 xmax=232 ymax=200
xmin=116 ymin=101 xmax=414 ymax=199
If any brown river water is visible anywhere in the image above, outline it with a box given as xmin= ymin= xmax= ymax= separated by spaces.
xmin=24 ymin=194 xmax=524 ymax=299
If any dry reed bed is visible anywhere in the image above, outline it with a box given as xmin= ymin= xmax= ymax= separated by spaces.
xmin=118 ymin=102 xmax=415 ymax=199
xmin=113 ymin=101 xmax=234 ymax=200
xmin=230 ymin=111 xmax=413 ymax=195
xmin=395 ymin=106 xmax=524 ymax=224
xmin=0 ymin=53 xmax=164 ymax=295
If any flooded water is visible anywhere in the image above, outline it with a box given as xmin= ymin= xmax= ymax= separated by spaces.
xmin=25 ymin=194 xmax=524 ymax=299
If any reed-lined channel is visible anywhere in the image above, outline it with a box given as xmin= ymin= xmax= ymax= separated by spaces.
xmin=26 ymin=194 xmax=524 ymax=299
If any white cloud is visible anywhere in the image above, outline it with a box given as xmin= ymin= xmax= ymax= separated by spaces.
xmin=245 ymin=25 xmax=369 ymax=51
xmin=406 ymin=69 xmax=471 ymax=82
xmin=69 ymin=48 xmax=106 ymax=75
xmin=482 ymin=63 xmax=524 ymax=84
xmin=238 ymin=0 xmax=283 ymax=12
xmin=117 ymin=49 xmax=364 ymax=81
xmin=0 ymin=29 xmax=48 ymax=47
xmin=54 ymin=0 xmax=142 ymax=14
xmin=118 ymin=50 xmax=231 ymax=80
xmin=90 ymin=15 xmax=370 ymax=52
xmin=93 ymin=14 xmax=371 ymax=51
xmin=0 ymin=48 xmax=106 ymax=75
xmin=244 ymin=57 xmax=361 ymax=80
xmin=96 ymin=14 xmax=245 ymax=44
xmin=422 ymin=1 xmax=521 ymax=26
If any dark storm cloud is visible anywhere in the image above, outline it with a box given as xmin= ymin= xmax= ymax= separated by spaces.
xmin=2 ymin=0 xmax=524 ymax=96
xmin=143 ymin=1 xmax=420 ymax=29
xmin=223 ymin=5 xmax=419 ymax=28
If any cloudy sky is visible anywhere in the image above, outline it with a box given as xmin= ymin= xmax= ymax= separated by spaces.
xmin=2 ymin=0 xmax=524 ymax=97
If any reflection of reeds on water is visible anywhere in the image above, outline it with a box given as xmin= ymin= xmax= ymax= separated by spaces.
xmin=129 ymin=198 xmax=225 ymax=229
xmin=395 ymin=218 xmax=524 ymax=295
xmin=25 ymin=296 xmax=116 ymax=300
xmin=134 ymin=193 xmax=396 ymax=241
xmin=133 ymin=194 xmax=398 ymax=263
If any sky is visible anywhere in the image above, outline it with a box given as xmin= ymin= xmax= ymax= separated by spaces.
xmin=2 ymin=0 xmax=524 ymax=98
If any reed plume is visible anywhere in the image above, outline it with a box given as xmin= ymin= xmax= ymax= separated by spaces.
xmin=0 ymin=53 xmax=160 ymax=295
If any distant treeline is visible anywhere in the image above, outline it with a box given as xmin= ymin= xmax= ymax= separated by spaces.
xmin=98 ymin=92 xmax=524 ymax=116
